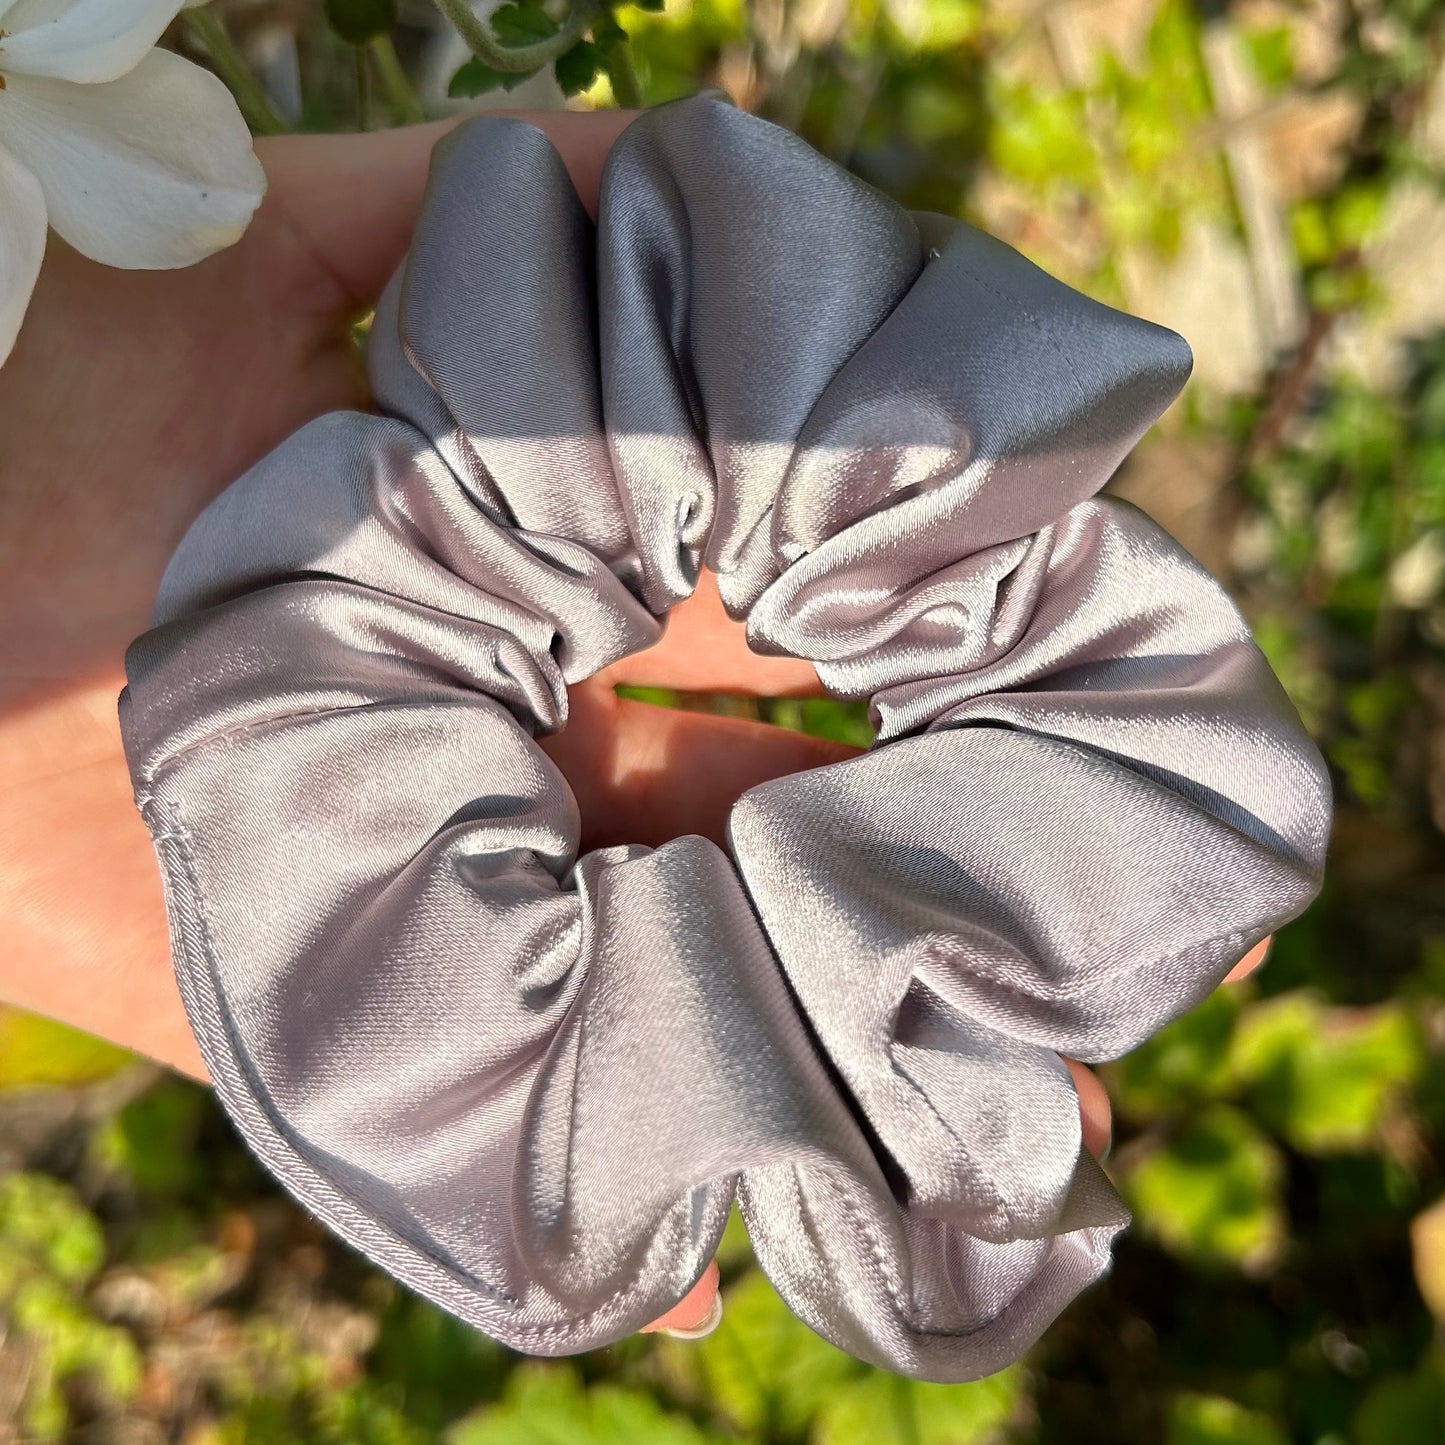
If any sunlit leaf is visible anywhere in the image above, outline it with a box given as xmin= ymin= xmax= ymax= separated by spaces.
xmin=1166 ymin=1394 xmax=1288 ymax=1445
xmin=1107 ymin=988 xmax=1240 ymax=1120
xmin=988 ymin=85 xmax=1097 ymax=189
xmin=0 ymin=1007 xmax=132 ymax=1088
xmin=12 ymin=1276 xmax=144 ymax=1412
xmin=1123 ymin=1106 xmax=1285 ymax=1269
xmin=448 ymin=1363 xmax=721 ymax=1445
xmin=1230 ymin=994 xmax=1423 ymax=1153
xmin=0 ymin=1173 xmax=106 ymax=1287
xmin=689 ymin=1269 xmax=859 ymax=1435
xmin=1242 ymin=26 xmax=1293 ymax=88
xmin=815 ymin=1365 xmax=1026 ymax=1445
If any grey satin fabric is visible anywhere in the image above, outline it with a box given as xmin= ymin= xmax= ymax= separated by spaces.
xmin=118 ymin=95 xmax=1331 ymax=1381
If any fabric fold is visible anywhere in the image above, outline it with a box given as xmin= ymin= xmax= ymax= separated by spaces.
xmin=119 ymin=93 xmax=1330 ymax=1381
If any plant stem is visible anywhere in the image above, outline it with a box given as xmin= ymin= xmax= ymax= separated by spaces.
xmin=603 ymin=36 xmax=644 ymax=108
xmin=184 ymin=7 xmax=290 ymax=136
xmin=433 ymin=0 xmax=601 ymax=72
xmin=370 ymin=34 xmax=426 ymax=124
xmin=356 ymin=44 xmax=374 ymax=131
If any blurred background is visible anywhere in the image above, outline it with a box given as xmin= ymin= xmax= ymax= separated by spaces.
xmin=3 ymin=0 xmax=1445 ymax=1440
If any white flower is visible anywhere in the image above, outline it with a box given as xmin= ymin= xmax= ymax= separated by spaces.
xmin=0 ymin=0 xmax=266 ymax=365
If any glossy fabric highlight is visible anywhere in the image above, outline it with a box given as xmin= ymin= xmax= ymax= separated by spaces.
xmin=118 ymin=95 xmax=1330 ymax=1381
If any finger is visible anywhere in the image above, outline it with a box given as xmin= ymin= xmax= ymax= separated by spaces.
xmin=1224 ymin=935 xmax=1272 ymax=983
xmin=256 ymin=108 xmax=639 ymax=318
xmin=1063 ymin=1058 xmax=1113 ymax=1159
xmin=543 ymin=683 xmax=861 ymax=851
xmin=0 ymin=686 xmax=210 ymax=1080
xmin=639 ymin=1259 xmax=721 ymax=1337
xmin=598 ymin=571 xmax=826 ymax=698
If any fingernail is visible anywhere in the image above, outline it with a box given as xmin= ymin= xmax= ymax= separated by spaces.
xmin=660 ymin=1291 xmax=723 ymax=1341
xmin=1225 ymin=936 xmax=1274 ymax=984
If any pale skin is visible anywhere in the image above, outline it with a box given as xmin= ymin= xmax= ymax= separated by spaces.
xmin=0 ymin=110 xmax=1270 ymax=1337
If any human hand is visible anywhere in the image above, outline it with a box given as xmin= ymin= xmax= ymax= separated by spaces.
xmin=0 ymin=110 xmax=1269 ymax=1339
xmin=0 ymin=111 xmax=630 ymax=1078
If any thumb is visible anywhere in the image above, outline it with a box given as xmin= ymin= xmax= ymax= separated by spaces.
xmin=254 ymin=109 xmax=639 ymax=318
xmin=638 ymin=1258 xmax=723 ymax=1338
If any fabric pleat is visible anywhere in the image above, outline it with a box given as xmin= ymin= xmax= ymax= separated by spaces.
xmin=119 ymin=94 xmax=1331 ymax=1381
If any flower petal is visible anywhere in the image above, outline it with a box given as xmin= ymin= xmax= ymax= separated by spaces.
xmin=0 ymin=0 xmax=183 ymax=84
xmin=0 ymin=0 xmax=66 ymax=29
xmin=0 ymin=48 xmax=264 ymax=270
xmin=0 ymin=142 xmax=47 ymax=366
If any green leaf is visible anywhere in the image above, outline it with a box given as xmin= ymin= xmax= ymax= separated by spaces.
xmin=1107 ymin=987 xmax=1240 ymax=1120
xmin=988 ymin=85 xmax=1098 ymax=189
xmin=1124 ymin=1105 xmax=1285 ymax=1270
xmin=713 ymin=1202 xmax=755 ymax=1270
xmin=490 ymin=1 xmax=558 ymax=46
xmin=615 ymin=683 xmax=681 ymax=708
xmin=308 ymin=1380 xmax=433 ymax=1445
xmin=1231 ymin=993 xmax=1423 ymax=1153
xmin=1289 ymin=200 xmax=1334 ymax=267
xmin=448 ymin=58 xmax=533 ymax=98
xmin=12 ymin=1276 xmax=143 ymax=1412
xmin=1166 ymin=1394 xmax=1288 ymax=1445
xmin=766 ymin=697 xmax=875 ymax=747
xmin=0 ymin=1007 xmax=132 ymax=1088
xmin=907 ymin=0 xmax=986 ymax=52
xmin=688 ymin=1269 xmax=859 ymax=1435
xmin=91 ymin=1081 xmax=209 ymax=1196
xmin=1355 ymin=1359 xmax=1445 ymax=1445
xmin=1330 ymin=180 xmax=1387 ymax=250
xmin=815 ymin=1366 xmax=1026 ymax=1445
xmin=447 ymin=1364 xmax=720 ymax=1445
xmin=593 ymin=10 xmax=629 ymax=47
xmin=0 ymin=1173 xmax=106 ymax=1287
xmin=631 ymin=0 xmax=667 ymax=11
xmin=1242 ymin=26 xmax=1293 ymax=88
xmin=555 ymin=40 xmax=603 ymax=98
xmin=323 ymin=0 xmax=397 ymax=46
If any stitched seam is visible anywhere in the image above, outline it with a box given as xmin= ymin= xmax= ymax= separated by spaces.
xmin=153 ymin=797 xmax=520 ymax=1304
xmin=947 ymin=256 xmax=1091 ymax=414
xmin=782 ymin=1162 xmax=913 ymax=1320
xmin=146 ymin=794 xmax=730 ymax=1345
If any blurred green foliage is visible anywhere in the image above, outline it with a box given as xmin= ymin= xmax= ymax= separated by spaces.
xmin=6 ymin=0 xmax=1445 ymax=1440
xmin=0 ymin=1011 xmax=131 ymax=1091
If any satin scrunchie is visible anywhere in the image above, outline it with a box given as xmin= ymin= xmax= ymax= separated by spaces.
xmin=118 ymin=95 xmax=1331 ymax=1381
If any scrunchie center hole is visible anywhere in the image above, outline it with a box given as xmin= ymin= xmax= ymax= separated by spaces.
xmin=538 ymin=570 xmax=875 ymax=855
